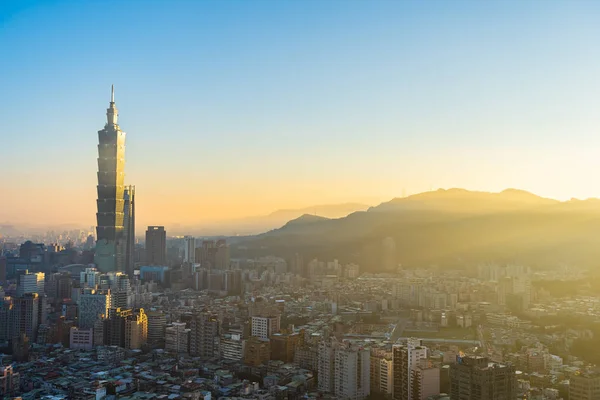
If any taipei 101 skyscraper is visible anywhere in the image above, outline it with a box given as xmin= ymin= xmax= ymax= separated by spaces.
xmin=94 ymin=86 xmax=134 ymax=273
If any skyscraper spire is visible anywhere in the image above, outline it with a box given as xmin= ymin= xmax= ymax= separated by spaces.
xmin=107 ymin=85 xmax=118 ymax=126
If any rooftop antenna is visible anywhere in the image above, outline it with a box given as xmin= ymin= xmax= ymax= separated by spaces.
xmin=111 ymin=84 xmax=115 ymax=103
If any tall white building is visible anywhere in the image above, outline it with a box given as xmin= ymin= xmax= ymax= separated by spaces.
xmin=184 ymin=236 xmax=196 ymax=263
xmin=318 ymin=340 xmax=337 ymax=393
xmin=335 ymin=344 xmax=370 ymax=400
xmin=251 ymin=315 xmax=280 ymax=339
xmin=165 ymin=322 xmax=189 ymax=353
xmin=379 ymin=356 xmax=393 ymax=395
xmin=17 ymin=272 xmax=45 ymax=297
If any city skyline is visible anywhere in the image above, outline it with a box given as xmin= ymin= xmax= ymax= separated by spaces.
xmin=2 ymin=2 xmax=600 ymax=398
xmin=4 ymin=1 xmax=600 ymax=229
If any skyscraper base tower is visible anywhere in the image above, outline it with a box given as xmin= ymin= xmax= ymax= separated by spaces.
xmin=95 ymin=86 xmax=129 ymax=273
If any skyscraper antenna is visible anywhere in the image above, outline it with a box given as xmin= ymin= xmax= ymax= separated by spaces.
xmin=111 ymin=85 xmax=114 ymax=103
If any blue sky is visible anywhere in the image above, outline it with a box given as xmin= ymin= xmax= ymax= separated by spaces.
xmin=2 ymin=0 xmax=600 ymax=228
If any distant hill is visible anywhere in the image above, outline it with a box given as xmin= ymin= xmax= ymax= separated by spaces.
xmin=282 ymin=214 xmax=330 ymax=227
xmin=370 ymin=188 xmax=558 ymax=213
xmin=190 ymin=203 xmax=369 ymax=235
xmin=0 ymin=225 xmax=21 ymax=237
xmin=267 ymin=203 xmax=369 ymax=220
xmin=233 ymin=189 xmax=600 ymax=271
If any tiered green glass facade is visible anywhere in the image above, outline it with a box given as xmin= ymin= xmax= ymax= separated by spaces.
xmin=95 ymin=87 xmax=127 ymax=273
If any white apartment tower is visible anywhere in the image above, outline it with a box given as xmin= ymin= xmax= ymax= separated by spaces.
xmin=335 ymin=344 xmax=370 ymax=400
xmin=184 ymin=236 xmax=196 ymax=263
xmin=318 ymin=340 xmax=337 ymax=393
xmin=380 ymin=356 xmax=393 ymax=395
xmin=17 ymin=272 xmax=45 ymax=297
xmin=251 ymin=315 xmax=280 ymax=339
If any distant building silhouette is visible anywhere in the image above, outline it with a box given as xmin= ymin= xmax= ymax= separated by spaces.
xmin=123 ymin=185 xmax=136 ymax=276
xmin=195 ymin=239 xmax=230 ymax=270
xmin=145 ymin=226 xmax=167 ymax=265
xmin=183 ymin=236 xmax=195 ymax=264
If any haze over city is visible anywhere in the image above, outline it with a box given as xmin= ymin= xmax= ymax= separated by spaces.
xmin=6 ymin=2 xmax=600 ymax=400
xmin=3 ymin=1 xmax=600 ymax=231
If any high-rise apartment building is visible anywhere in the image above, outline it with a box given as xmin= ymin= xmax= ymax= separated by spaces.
xmin=196 ymin=239 xmax=230 ymax=270
xmin=380 ymin=355 xmax=393 ymax=395
xmin=46 ymin=272 xmax=72 ymax=303
xmin=449 ymin=355 xmax=516 ymax=400
xmin=221 ymin=330 xmax=245 ymax=362
xmin=17 ymin=272 xmax=44 ymax=297
xmin=147 ymin=310 xmax=167 ymax=345
xmin=318 ymin=339 xmax=371 ymax=399
xmin=106 ymin=272 xmax=132 ymax=309
xmin=334 ymin=343 xmax=370 ymax=400
xmin=78 ymin=288 xmax=111 ymax=329
xmin=95 ymin=86 xmax=128 ymax=273
xmin=14 ymin=293 xmax=40 ymax=341
xmin=165 ymin=322 xmax=190 ymax=353
xmin=184 ymin=236 xmax=196 ymax=263
xmin=295 ymin=344 xmax=319 ymax=373
xmin=124 ymin=308 xmax=148 ymax=350
xmin=393 ymin=339 xmax=428 ymax=400
xmin=102 ymin=307 xmax=147 ymax=349
xmin=0 ymin=297 xmax=17 ymax=342
xmin=145 ymin=226 xmax=166 ymax=265
xmin=251 ymin=315 xmax=280 ymax=340
xmin=318 ymin=339 xmax=337 ymax=393
xmin=371 ymin=349 xmax=393 ymax=396
xmin=215 ymin=239 xmax=230 ymax=270
xmin=412 ymin=364 xmax=440 ymax=400
xmin=103 ymin=308 xmax=131 ymax=347
xmin=570 ymin=371 xmax=600 ymax=400
xmin=224 ymin=269 xmax=243 ymax=296
xmin=190 ymin=311 xmax=219 ymax=359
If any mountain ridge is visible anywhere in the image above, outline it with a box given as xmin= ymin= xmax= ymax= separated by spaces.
xmin=234 ymin=188 xmax=600 ymax=271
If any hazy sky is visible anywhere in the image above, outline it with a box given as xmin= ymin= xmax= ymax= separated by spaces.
xmin=2 ymin=0 xmax=600 ymax=230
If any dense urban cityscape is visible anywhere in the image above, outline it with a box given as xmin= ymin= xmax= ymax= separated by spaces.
xmin=1 ymin=87 xmax=600 ymax=400
xmin=6 ymin=1 xmax=600 ymax=400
